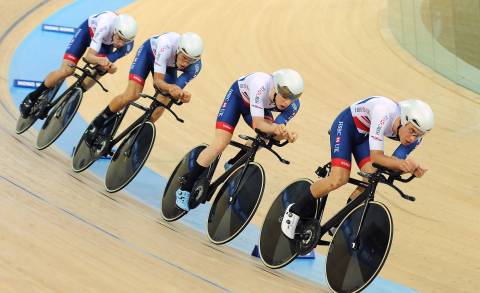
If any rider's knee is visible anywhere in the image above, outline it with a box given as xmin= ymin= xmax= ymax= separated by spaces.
xmin=210 ymin=141 xmax=228 ymax=156
xmin=120 ymin=89 xmax=139 ymax=104
xmin=328 ymin=175 xmax=349 ymax=190
xmin=60 ymin=65 xmax=75 ymax=77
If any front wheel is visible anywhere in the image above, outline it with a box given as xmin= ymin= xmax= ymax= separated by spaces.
xmin=36 ymin=87 xmax=83 ymax=150
xmin=259 ymin=179 xmax=319 ymax=269
xmin=326 ymin=201 xmax=393 ymax=293
xmin=207 ymin=162 xmax=265 ymax=244
xmin=105 ymin=122 xmax=156 ymax=192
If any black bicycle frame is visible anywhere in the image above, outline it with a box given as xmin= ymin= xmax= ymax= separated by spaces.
xmin=203 ymin=131 xmax=288 ymax=204
xmin=107 ymin=92 xmax=182 ymax=156
xmin=50 ymin=59 xmax=107 ymax=109
xmin=204 ymin=139 xmax=261 ymax=203
xmin=313 ymin=163 xmax=414 ymax=247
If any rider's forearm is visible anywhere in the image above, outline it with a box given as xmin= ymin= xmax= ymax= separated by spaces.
xmin=153 ymin=76 xmax=177 ymax=96
xmin=370 ymin=151 xmax=403 ymax=171
xmin=84 ymin=49 xmax=106 ymax=65
xmin=252 ymin=118 xmax=276 ymax=134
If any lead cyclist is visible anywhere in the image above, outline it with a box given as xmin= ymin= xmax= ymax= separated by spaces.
xmin=281 ymin=96 xmax=435 ymax=239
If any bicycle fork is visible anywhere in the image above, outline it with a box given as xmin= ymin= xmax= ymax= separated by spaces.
xmin=351 ymin=183 xmax=378 ymax=250
xmin=228 ymin=148 xmax=257 ymax=205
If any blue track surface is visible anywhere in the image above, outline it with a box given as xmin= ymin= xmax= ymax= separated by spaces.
xmin=8 ymin=1 xmax=419 ymax=292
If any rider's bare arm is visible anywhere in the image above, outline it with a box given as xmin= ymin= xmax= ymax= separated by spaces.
xmin=252 ymin=117 xmax=290 ymax=140
xmin=252 ymin=117 xmax=277 ymax=133
xmin=152 ymin=73 xmax=190 ymax=103
xmin=370 ymin=150 xmax=419 ymax=174
xmin=84 ymin=48 xmax=111 ymax=67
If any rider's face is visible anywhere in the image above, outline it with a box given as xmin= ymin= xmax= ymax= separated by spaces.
xmin=274 ymin=93 xmax=294 ymax=110
xmin=398 ymin=123 xmax=424 ymax=145
xmin=176 ymin=52 xmax=197 ymax=70
xmin=113 ymin=33 xmax=128 ymax=48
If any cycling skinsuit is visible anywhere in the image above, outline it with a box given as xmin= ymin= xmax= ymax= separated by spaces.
xmin=64 ymin=11 xmax=134 ymax=64
xmin=216 ymin=72 xmax=300 ymax=133
xmin=330 ymin=96 xmax=420 ymax=170
xmin=129 ymin=32 xmax=202 ymax=88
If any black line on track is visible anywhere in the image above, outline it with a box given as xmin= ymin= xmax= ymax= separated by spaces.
xmin=0 ymin=4 xmax=232 ymax=292
xmin=202 ymin=242 xmax=229 ymax=255
xmin=255 ymin=265 xmax=284 ymax=279
xmin=0 ymin=123 xmax=44 ymax=158
xmin=0 ymin=174 xmax=232 ymax=292
xmin=154 ymin=220 xmax=179 ymax=233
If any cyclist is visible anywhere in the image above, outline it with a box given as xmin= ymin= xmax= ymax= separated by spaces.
xmin=85 ymin=32 xmax=203 ymax=144
xmin=175 ymin=69 xmax=304 ymax=211
xmin=19 ymin=11 xmax=137 ymax=118
xmin=281 ymin=96 xmax=434 ymax=239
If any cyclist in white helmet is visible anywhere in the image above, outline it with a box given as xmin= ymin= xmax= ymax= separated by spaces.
xmin=85 ymin=32 xmax=204 ymax=144
xmin=174 ymin=69 xmax=304 ymax=212
xmin=281 ymin=96 xmax=435 ymax=239
xmin=20 ymin=11 xmax=137 ymax=118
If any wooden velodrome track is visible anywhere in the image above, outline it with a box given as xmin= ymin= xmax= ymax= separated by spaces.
xmin=1 ymin=0 xmax=479 ymax=292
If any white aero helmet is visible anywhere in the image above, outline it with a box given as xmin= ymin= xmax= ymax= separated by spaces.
xmin=113 ymin=14 xmax=137 ymax=42
xmin=272 ymin=68 xmax=304 ymax=100
xmin=177 ymin=32 xmax=203 ymax=60
xmin=399 ymin=99 xmax=434 ymax=133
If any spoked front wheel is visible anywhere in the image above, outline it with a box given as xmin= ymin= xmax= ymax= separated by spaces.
xmin=259 ymin=179 xmax=319 ymax=269
xmin=326 ymin=201 xmax=393 ymax=293
xmin=161 ymin=144 xmax=209 ymax=222
xmin=207 ymin=162 xmax=265 ymax=244
xmin=105 ymin=122 xmax=156 ymax=192
xmin=36 ymin=87 xmax=83 ymax=150
xmin=71 ymin=115 xmax=119 ymax=172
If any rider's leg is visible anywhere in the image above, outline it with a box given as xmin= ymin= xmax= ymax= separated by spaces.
xmin=181 ymin=129 xmax=233 ymax=192
xmin=282 ymin=166 xmax=351 ymax=239
xmin=91 ymin=38 xmax=150 ymax=126
xmin=348 ymin=138 xmax=374 ymax=201
xmin=175 ymin=129 xmax=232 ymax=211
xmin=225 ymin=109 xmax=273 ymax=169
xmin=348 ymin=162 xmax=376 ymax=201
xmin=281 ymin=167 xmax=351 ymax=239
xmin=150 ymin=95 xmax=171 ymax=122
xmin=92 ymin=80 xmax=143 ymax=128
xmin=282 ymin=107 xmax=357 ymax=238
xmin=175 ymin=82 xmax=242 ymax=211
xmin=81 ymin=76 xmax=96 ymax=92
xmin=20 ymin=19 xmax=90 ymax=116
xmin=20 ymin=60 xmax=75 ymax=116
xmin=43 ymin=60 xmax=76 ymax=88
xmin=291 ymin=166 xmax=351 ymax=215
